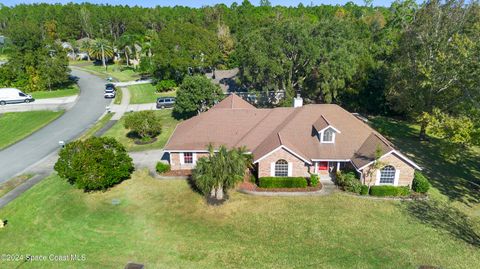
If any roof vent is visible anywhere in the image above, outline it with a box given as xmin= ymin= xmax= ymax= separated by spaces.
xmin=293 ymin=94 xmax=303 ymax=108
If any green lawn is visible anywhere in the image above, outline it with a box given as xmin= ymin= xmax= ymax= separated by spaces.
xmin=80 ymin=64 xmax=140 ymax=82
xmin=78 ymin=112 xmax=114 ymax=140
xmin=103 ymin=109 xmax=179 ymax=151
xmin=0 ymin=170 xmax=478 ymax=268
xmin=29 ymin=84 xmax=79 ymax=99
xmin=0 ymin=111 xmax=64 ymax=150
xmin=129 ymin=84 xmax=176 ymax=104
xmin=369 ymin=117 xmax=480 ymax=208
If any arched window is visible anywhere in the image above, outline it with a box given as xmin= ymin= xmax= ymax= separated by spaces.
xmin=322 ymin=129 xmax=334 ymax=142
xmin=275 ymin=159 xmax=289 ymax=177
xmin=379 ymin=165 xmax=396 ymax=184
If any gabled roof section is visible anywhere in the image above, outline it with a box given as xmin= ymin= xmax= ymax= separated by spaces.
xmin=313 ymin=115 xmax=341 ymax=133
xmin=351 ymin=132 xmax=395 ymax=169
xmin=211 ymin=93 xmax=255 ymax=109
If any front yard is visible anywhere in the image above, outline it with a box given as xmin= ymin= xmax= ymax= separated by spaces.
xmin=102 ymin=109 xmax=179 ymax=151
xmin=77 ymin=64 xmax=140 ymax=82
xmin=0 ymin=170 xmax=478 ymax=268
xmin=0 ymin=111 xmax=64 ymax=150
xmin=128 ymin=84 xmax=176 ymax=104
xmin=29 ymin=84 xmax=79 ymax=99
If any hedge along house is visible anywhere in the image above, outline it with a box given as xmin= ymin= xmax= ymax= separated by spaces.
xmin=164 ymin=94 xmax=422 ymax=187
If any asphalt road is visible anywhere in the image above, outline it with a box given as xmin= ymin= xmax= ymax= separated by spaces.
xmin=0 ymin=68 xmax=111 ymax=182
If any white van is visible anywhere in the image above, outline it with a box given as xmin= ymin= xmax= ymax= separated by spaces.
xmin=0 ymin=88 xmax=34 ymax=105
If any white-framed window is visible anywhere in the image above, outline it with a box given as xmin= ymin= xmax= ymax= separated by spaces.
xmin=379 ymin=165 xmax=396 ymax=184
xmin=275 ymin=159 xmax=289 ymax=177
xmin=320 ymin=128 xmax=336 ymax=143
xmin=183 ymin=152 xmax=193 ymax=164
xmin=323 ymin=129 xmax=333 ymax=142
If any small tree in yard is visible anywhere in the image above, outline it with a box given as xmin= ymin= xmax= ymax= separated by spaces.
xmin=193 ymin=145 xmax=248 ymax=202
xmin=173 ymin=75 xmax=223 ymax=119
xmin=123 ymin=111 xmax=162 ymax=142
xmin=363 ymin=145 xmax=385 ymax=191
xmin=54 ymin=137 xmax=134 ymax=191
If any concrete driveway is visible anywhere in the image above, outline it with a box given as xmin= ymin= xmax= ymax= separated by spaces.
xmin=0 ymin=68 xmax=111 ymax=182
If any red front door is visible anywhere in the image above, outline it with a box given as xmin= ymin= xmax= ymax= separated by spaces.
xmin=317 ymin=161 xmax=328 ymax=171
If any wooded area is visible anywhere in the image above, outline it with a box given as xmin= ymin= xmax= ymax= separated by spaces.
xmin=0 ymin=0 xmax=478 ymax=146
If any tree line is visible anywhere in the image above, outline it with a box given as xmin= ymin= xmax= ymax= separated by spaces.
xmin=0 ymin=0 xmax=479 ymax=150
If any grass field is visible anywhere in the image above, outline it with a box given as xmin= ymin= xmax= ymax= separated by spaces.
xmin=113 ymin=87 xmax=123 ymax=105
xmin=0 ymin=169 xmax=478 ymax=268
xmin=103 ymin=109 xmax=179 ymax=151
xmin=29 ymin=84 xmax=79 ymax=99
xmin=0 ymin=111 xmax=64 ymax=150
xmin=80 ymin=64 xmax=140 ymax=82
xmin=128 ymin=84 xmax=176 ymax=104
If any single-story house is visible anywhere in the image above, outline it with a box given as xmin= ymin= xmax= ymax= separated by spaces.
xmin=164 ymin=94 xmax=421 ymax=187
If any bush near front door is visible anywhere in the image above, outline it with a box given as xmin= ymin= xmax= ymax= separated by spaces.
xmin=259 ymin=177 xmax=307 ymax=188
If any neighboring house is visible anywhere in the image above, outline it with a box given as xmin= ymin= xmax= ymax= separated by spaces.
xmin=205 ymin=68 xmax=239 ymax=93
xmin=164 ymin=94 xmax=421 ymax=187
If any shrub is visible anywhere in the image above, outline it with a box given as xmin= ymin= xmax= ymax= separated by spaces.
xmin=124 ymin=111 xmax=162 ymax=141
xmin=310 ymin=174 xmax=319 ymax=187
xmin=258 ymin=177 xmax=307 ymax=188
xmin=412 ymin=171 xmax=431 ymax=193
xmin=54 ymin=137 xmax=134 ymax=191
xmin=156 ymin=162 xmax=171 ymax=174
xmin=370 ymin=185 xmax=411 ymax=197
xmin=360 ymin=185 xmax=369 ymax=195
xmin=336 ymin=171 xmax=362 ymax=194
xmin=156 ymin=79 xmax=177 ymax=92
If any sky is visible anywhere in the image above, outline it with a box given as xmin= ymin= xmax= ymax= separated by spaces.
xmin=1 ymin=0 xmax=398 ymax=8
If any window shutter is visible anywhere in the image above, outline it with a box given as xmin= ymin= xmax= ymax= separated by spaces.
xmin=375 ymin=169 xmax=380 ymax=185
xmin=288 ymin=163 xmax=292 ymax=177
xmin=193 ymin=153 xmax=197 ymax=164
xmin=394 ymin=170 xmax=400 ymax=186
xmin=270 ymin=163 xmax=275 ymax=177
xmin=179 ymin=153 xmax=184 ymax=165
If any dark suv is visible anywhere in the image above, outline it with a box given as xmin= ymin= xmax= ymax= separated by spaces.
xmin=156 ymin=97 xmax=175 ymax=109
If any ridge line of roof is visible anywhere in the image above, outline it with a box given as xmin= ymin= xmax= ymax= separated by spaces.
xmin=233 ymin=109 xmax=275 ymax=148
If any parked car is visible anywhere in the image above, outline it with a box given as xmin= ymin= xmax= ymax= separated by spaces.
xmin=156 ymin=97 xmax=175 ymax=109
xmin=104 ymin=88 xmax=116 ymax=99
xmin=0 ymin=88 xmax=35 ymax=105
xmin=105 ymin=83 xmax=115 ymax=90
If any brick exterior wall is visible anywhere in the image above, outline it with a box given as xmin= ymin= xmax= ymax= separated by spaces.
xmin=169 ymin=152 xmax=210 ymax=170
xmin=257 ymin=147 xmax=311 ymax=178
xmin=361 ymin=153 xmax=415 ymax=187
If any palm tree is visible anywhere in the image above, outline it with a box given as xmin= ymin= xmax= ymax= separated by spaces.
xmin=78 ymin=39 xmax=92 ymax=61
xmin=192 ymin=145 xmax=249 ymax=201
xmin=88 ymin=39 xmax=114 ymax=70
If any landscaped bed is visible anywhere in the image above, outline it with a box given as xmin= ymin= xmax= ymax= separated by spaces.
xmin=102 ymin=109 xmax=179 ymax=151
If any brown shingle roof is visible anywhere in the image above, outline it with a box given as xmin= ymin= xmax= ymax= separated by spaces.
xmin=165 ymin=103 xmax=418 ymax=169
xmin=350 ymin=133 xmax=395 ymax=169
xmin=211 ymin=93 xmax=255 ymax=109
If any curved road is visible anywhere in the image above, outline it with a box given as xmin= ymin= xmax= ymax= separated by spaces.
xmin=0 ymin=68 xmax=111 ymax=182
